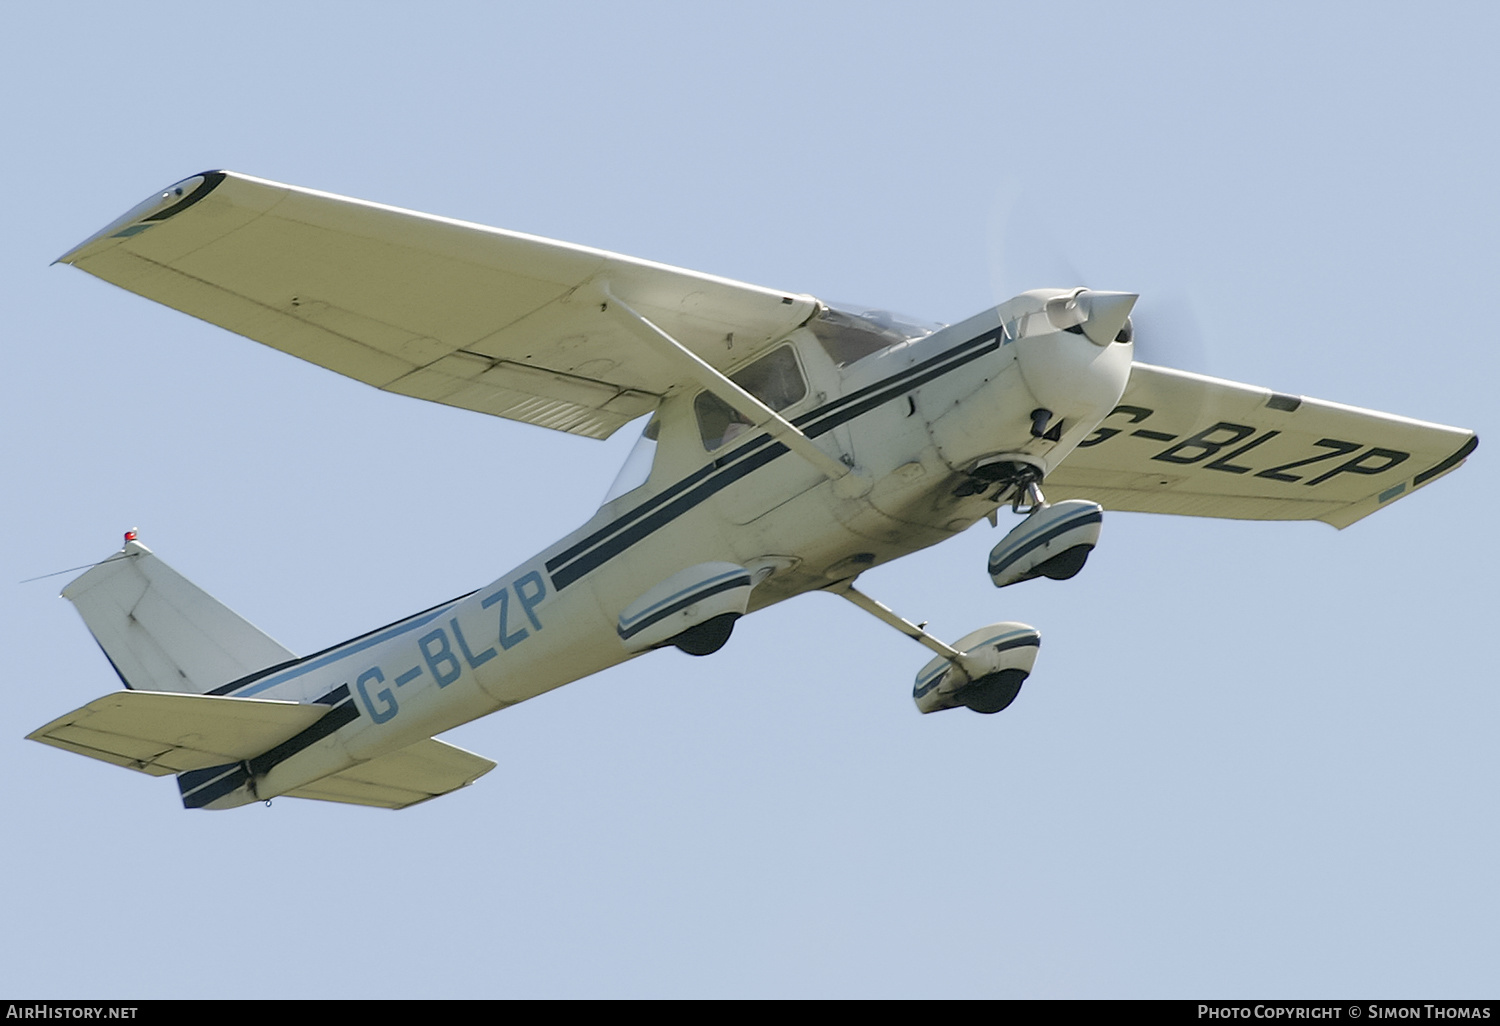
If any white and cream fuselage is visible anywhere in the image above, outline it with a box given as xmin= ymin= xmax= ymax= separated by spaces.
xmin=190 ymin=295 xmax=1131 ymax=808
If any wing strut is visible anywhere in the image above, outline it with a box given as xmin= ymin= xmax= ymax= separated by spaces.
xmin=830 ymin=580 xmax=976 ymax=668
xmin=598 ymin=283 xmax=863 ymax=488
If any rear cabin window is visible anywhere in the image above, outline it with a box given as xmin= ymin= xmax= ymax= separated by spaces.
xmin=694 ymin=345 xmax=807 ymax=450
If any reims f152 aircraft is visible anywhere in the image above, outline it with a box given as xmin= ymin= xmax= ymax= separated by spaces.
xmin=31 ymin=171 xmax=1477 ymax=811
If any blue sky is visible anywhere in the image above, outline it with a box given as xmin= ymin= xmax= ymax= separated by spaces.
xmin=3 ymin=1 xmax=1495 ymax=998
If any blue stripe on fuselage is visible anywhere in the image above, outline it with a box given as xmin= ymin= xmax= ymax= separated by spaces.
xmin=223 ymin=601 xmax=461 ymax=699
xmin=546 ymin=327 xmax=1005 ymax=590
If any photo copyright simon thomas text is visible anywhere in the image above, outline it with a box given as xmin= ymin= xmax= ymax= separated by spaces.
xmin=1199 ymin=1008 xmax=1492 ymax=1020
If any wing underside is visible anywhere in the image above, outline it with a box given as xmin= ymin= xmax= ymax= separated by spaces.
xmin=58 ymin=171 xmax=818 ymax=438
xmin=1047 ymin=363 xmax=1476 ymax=528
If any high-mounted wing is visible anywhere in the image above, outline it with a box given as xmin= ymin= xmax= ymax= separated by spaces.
xmin=1046 ymin=363 xmax=1477 ymax=528
xmin=58 ymin=172 xmax=818 ymax=439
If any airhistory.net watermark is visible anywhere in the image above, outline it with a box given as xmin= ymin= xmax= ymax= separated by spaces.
xmin=5 ymin=1007 xmax=137 ymax=1019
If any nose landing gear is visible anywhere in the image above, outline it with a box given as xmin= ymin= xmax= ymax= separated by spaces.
xmin=987 ymin=498 xmax=1103 ymax=589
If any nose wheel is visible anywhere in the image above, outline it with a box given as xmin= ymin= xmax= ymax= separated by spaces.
xmin=988 ymin=499 xmax=1103 ymax=588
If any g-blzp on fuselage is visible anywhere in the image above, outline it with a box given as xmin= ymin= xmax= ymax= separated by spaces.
xmin=196 ymin=291 xmax=1131 ymax=809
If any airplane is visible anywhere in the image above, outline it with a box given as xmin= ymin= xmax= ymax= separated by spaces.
xmin=29 ymin=170 xmax=1478 ymax=811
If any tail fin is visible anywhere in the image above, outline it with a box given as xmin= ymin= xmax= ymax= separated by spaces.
xmin=62 ymin=536 xmax=294 ymax=695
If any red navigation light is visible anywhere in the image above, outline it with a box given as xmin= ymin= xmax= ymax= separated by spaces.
xmin=123 ymin=529 xmax=139 ymax=543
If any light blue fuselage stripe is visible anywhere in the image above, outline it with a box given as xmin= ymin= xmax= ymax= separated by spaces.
xmin=230 ymin=603 xmax=459 ymax=698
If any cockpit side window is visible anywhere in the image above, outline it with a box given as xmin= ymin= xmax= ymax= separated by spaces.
xmin=694 ymin=345 xmax=808 ymax=450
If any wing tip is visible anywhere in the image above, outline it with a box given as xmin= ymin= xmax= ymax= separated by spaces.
xmin=1412 ymin=432 xmax=1478 ymax=487
xmin=54 ymin=169 xmax=231 ymax=265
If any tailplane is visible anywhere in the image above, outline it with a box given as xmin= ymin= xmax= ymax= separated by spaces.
xmin=35 ymin=533 xmax=497 ymax=810
xmin=61 ymin=534 xmax=294 ymax=695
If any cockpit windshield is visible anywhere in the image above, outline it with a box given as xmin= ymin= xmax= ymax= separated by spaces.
xmin=809 ymin=304 xmax=945 ymax=367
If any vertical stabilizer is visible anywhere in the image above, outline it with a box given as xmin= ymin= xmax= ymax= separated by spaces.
xmin=62 ymin=536 xmax=295 ymax=694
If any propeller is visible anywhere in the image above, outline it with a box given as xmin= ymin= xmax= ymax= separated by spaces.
xmin=987 ymin=187 xmax=1210 ymax=373
xmin=1124 ymin=290 xmax=1208 ymax=371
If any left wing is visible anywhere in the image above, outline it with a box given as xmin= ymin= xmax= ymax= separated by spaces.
xmin=58 ymin=171 xmax=818 ymax=439
xmin=1046 ymin=363 xmax=1477 ymax=528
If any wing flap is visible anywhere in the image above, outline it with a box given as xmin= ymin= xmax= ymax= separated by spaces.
xmin=27 ymin=691 xmax=328 ymax=776
xmin=60 ymin=171 xmax=818 ymax=438
xmin=284 ymin=737 xmax=495 ymax=809
xmin=1047 ymin=363 xmax=1476 ymax=528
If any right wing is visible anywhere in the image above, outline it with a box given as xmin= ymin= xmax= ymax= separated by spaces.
xmin=58 ymin=171 xmax=819 ymax=439
xmin=1046 ymin=363 xmax=1477 ymax=528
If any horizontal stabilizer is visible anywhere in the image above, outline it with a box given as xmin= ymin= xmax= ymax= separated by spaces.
xmin=285 ymin=738 xmax=496 ymax=809
xmin=27 ymin=690 xmax=328 ymax=776
xmin=63 ymin=539 xmax=295 ymax=694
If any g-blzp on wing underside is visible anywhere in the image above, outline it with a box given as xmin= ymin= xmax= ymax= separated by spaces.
xmin=1046 ymin=362 xmax=1476 ymax=529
